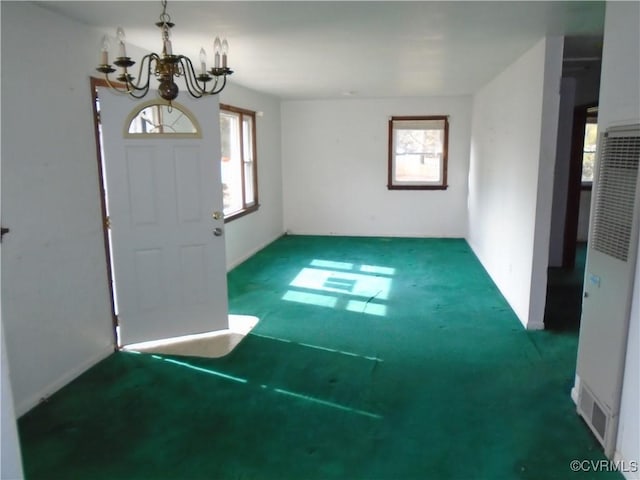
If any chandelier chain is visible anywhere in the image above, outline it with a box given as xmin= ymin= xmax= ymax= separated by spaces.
xmin=159 ymin=0 xmax=171 ymax=26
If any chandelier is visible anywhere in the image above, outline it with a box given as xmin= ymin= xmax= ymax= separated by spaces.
xmin=96 ymin=0 xmax=233 ymax=102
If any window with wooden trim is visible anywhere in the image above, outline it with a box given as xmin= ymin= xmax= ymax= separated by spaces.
xmin=220 ymin=104 xmax=258 ymax=221
xmin=581 ymin=109 xmax=598 ymax=187
xmin=388 ymin=116 xmax=449 ymax=190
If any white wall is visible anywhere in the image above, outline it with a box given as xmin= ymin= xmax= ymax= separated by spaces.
xmin=1 ymin=2 xmax=114 ymax=415
xmin=467 ymin=37 xmax=563 ymax=329
xmin=530 ymin=37 xmax=564 ymax=327
xmin=1 ymin=322 xmax=24 ymax=479
xmin=595 ymin=2 xmax=640 ymax=476
xmin=0 ymin=17 xmax=24 ymax=465
xmin=281 ymin=97 xmax=471 ymax=237
xmin=219 ymin=83 xmax=284 ymax=269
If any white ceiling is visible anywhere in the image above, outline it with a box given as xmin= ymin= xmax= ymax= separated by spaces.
xmin=40 ymin=1 xmax=605 ymax=99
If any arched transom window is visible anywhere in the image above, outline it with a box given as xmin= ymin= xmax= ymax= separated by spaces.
xmin=125 ymin=100 xmax=201 ymax=138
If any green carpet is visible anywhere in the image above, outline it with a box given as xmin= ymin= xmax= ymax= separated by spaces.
xmin=18 ymin=236 xmax=618 ymax=479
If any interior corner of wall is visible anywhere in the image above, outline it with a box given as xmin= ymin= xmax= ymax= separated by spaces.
xmin=506 ymin=300 xmax=529 ymax=330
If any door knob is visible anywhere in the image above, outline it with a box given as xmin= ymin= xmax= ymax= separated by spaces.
xmin=213 ymin=227 xmax=223 ymax=237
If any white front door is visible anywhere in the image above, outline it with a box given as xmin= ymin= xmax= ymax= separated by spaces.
xmin=98 ymin=88 xmax=228 ymax=345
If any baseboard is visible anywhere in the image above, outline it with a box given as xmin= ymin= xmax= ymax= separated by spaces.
xmin=284 ymin=230 xmax=466 ymax=239
xmin=15 ymin=345 xmax=113 ymax=417
xmin=226 ymin=233 xmax=284 ymax=271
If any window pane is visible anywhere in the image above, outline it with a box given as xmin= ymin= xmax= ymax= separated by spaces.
xmin=220 ymin=112 xmax=243 ymax=215
xmin=582 ymin=122 xmax=598 ymax=183
xmin=128 ymin=104 xmax=198 ymax=135
xmin=394 ymin=128 xmax=443 ymax=182
xmin=244 ymin=162 xmax=254 ymax=205
xmin=242 ymin=116 xmax=255 ymax=204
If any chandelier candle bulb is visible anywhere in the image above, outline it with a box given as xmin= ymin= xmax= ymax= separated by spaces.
xmin=116 ymin=26 xmax=127 ymax=57
xmin=214 ymin=36 xmax=222 ymax=68
xmin=162 ymin=25 xmax=172 ymax=55
xmin=222 ymin=39 xmax=229 ymax=68
xmin=100 ymin=35 xmax=110 ymax=65
xmin=199 ymin=48 xmax=207 ymax=75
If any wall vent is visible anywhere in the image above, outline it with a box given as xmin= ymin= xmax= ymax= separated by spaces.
xmin=577 ymin=382 xmax=616 ymax=453
xmin=591 ymin=128 xmax=640 ymax=262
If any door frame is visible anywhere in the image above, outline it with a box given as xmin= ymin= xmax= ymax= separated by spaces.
xmin=562 ymin=103 xmax=597 ymax=268
xmin=89 ymin=77 xmax=119 ymax=348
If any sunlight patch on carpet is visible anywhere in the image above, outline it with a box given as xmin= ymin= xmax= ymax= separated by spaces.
xmin=283 ymin=259 xmax=394 ymax=317
xmin=271 ymin=387 xmax=382 ymax=419
xmin=122 ymin=314 xmax=259 ymax=358
xmin=144 ymin=352 xmax=382 ymax=420
xmin=251 ymin=332 xmax=384 ymax=363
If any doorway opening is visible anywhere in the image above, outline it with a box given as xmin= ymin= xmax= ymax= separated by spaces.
xmin=545 ymin=104 xmax=599 ymax=331
xmin=544 ymin=34 xmax=602 ymax=331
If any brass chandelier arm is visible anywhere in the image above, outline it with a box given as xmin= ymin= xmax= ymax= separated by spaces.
xmin=179 ymin=56 xmax=231 ymax=98
xmin=178 ymin=56 xmax=208 ymax=98
xmin=122 ymin=54 xmax=156 ymax=99
xmin=100 ymin=74 xmax=149 ymax=99
xmin=209 ymin=74 xmax=228 ymax=96
xmin=101 ymin=53 xmax=160 ymax=99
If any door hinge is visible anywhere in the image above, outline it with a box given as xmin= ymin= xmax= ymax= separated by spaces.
xmin=104 ymin=216 xmax=111 ymax=229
